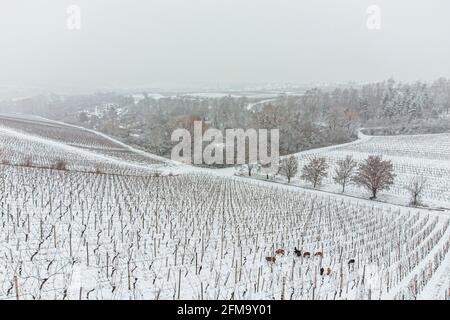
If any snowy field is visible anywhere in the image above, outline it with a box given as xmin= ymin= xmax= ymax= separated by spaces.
xmin=0 ymin=114 xmax=448 ymax=300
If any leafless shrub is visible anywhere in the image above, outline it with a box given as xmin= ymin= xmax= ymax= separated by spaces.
xmin=405 ymin=176 xmax=428 ymax=206
xmin=153 ymin=171 xmax=162 ymax=177
xmin=22 ymin=157 xmax=33 ymax=168
xmin=54 ymin=160 xmax=68 ymax=171
xmin=95 ymin=167 xmax=102 ymax=174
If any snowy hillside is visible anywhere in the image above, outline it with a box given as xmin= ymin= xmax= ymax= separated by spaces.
xmin=0 ymin=114 xmax=448 ymax=300
xmin=290 ymin=132 xmax=450 ymax=208
xmin=0 ymin=114 xmax=169 ymax=175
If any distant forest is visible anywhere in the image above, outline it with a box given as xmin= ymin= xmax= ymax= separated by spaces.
xmin=1 ymin=78 xmax=449 ymax=159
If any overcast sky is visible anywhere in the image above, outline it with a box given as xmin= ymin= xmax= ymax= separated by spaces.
xmin=1 ymin=0 xmax=449 ymax=91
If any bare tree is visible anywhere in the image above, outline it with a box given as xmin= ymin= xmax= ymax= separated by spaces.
xmin=235 ymin=163 xmax=260 ymax=177
xmin=333 ymin=155 xmax=357 ymax=193
xmin=245 ymin=163 xmax=258 ymax=177
xmin=259 ymin=162 xmax=276 ymax=180
xmin=353 ymin=155 xmax=395 ymax=200
xmin=279 ymin=156 xmax=298 ymax=183
xmin=405 ymin=176 xmax=428 ymax=206
xmin=301 ymin=157 xmax=328 ymax=188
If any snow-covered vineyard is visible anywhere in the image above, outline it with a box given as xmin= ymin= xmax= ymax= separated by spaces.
xmin=0 ymin=114 xmax=449 ymax=300
xmin=0 ymin=167 xmax=449 ymax=300
xmin=293 ymin=133 xmax=450 ymax=207
xmin=0 ymin=114 xmax=166 ymax=175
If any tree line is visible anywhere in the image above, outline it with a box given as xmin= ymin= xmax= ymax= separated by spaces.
xmin=1 ymin=78 xmax=449 ymax=163
xmin=275 ymin=154 xmax=426 ymax=206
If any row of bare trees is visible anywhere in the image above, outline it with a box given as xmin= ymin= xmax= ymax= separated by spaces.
xmin=278 ymin=154 xmax=427 ymax=205
xmin=280 ymin=155 xmax=396 ymax=199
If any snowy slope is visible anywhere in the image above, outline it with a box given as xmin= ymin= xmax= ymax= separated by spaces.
xmin=0 ymin=114 xmax=448 ymax=300
xmin=0 ymin=114 xmax=172 ymax=175
xmin=286 ymin=132 xmax=450 ymax=208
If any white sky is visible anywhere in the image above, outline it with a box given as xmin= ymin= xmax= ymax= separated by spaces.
xmin=0 ymin=0 xmax=449 ymax=90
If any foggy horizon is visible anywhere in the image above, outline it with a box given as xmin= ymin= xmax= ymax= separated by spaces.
xmin=1 ymin=0 xmax=450 ymax=92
